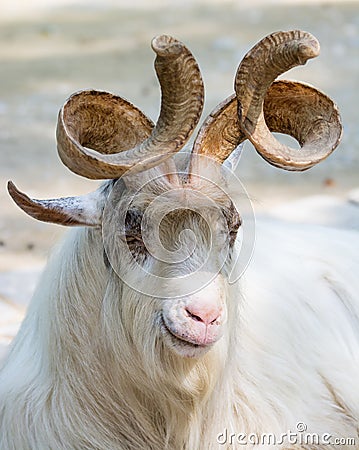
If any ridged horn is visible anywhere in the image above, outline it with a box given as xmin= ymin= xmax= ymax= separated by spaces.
xmin=191 ymin=94 xmax=244 ymax=163
xmin=191 ymin=30 xmax=342 ymax=172
xmin=235 ymin=29 xmax=342 ymax=170
xmin=7 ymin=181 xmax=102 ymax=226
xmin=56 ymin=35 xmax=204 ymax=180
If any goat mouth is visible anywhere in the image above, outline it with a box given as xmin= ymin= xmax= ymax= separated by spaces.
xmin=159 ymin=315 xmax=213 ymax=358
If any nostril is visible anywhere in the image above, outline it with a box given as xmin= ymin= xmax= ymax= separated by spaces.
xmin=185 ymin=308 xmax=203 ymax=323
xmin=185 ymin=304 xmax=222 ymax=326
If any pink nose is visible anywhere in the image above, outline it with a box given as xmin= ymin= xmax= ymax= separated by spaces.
xmin=185 ymin=303 xmax=222 ymax=326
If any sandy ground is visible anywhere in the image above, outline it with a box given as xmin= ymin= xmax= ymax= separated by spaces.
xmin=0 ymin=0 xmax=358 ymax=357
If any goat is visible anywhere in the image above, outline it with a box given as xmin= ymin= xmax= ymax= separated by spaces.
xmin=1 ymin=30 xmax=358 ymax=450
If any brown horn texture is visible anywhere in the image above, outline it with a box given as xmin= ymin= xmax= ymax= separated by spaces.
xmin=57 ymin=35 xmax=204 ymax=179
xmin=191 ymin=30 xmax=342 ymax=172
xmin=7 ymin=181 xmax=102 ymax=226
xmin=235 ymin=30 xmax=342 ymax=170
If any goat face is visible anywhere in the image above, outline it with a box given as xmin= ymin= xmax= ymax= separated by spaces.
xmin=101 ymin=161 xmax=243 ymax=358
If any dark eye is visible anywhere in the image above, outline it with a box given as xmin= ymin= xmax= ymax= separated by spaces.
xmin=124 ymin=208 xmax=147 ymax=259
xmin=125 ymin=233 xmax=144 ymax=248
xmin=125 ymin=234 xmax=142 ymax=244
xmin=224 ymin=203 xmax=241 ymax=246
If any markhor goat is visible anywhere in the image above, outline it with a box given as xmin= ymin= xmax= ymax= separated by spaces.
xmin=1 ymin=31 xmax=358 ymax=450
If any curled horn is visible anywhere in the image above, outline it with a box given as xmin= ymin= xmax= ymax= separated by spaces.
xmin=191 ymin=30 xmax=342 ymax=171
xmin=57 ymin=35 xmax=204 ymax=180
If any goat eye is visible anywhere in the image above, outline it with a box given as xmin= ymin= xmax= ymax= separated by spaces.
xmin=230 ymin=213 xmax=242 ymax=233
xmin=125 ymin=234 xmax=143 ymax=246
xmin=224 ymin=204 xmax=241 ymax=246
xmin=125 ymin=235 xmax=141 ymax=243
xmin=123 ymin=208 xmax=147 ymax=258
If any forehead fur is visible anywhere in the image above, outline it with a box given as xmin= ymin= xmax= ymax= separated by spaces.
xmin=119 ymin=154 xmax=237 ymax=213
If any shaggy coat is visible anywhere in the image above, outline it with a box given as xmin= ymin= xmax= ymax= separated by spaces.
xmin=0 ymin=174 xmax=358 ymax=449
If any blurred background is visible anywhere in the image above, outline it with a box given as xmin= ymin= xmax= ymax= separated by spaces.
xmin=0 ymin=0 xmax=358 ymax=356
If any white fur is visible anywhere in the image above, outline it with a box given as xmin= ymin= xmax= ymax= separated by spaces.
xmin=0 ymin=216 xmax=358 ymax=449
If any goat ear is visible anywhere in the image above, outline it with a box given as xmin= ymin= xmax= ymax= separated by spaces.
xmin=222 ymin=143 xmax=244 ymax=173
xmin=7 ymin=181 xmax=103 ymax=227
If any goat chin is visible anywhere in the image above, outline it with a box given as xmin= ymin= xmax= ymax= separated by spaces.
xmin=0 ymin=220 xmax=359 ymax=449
